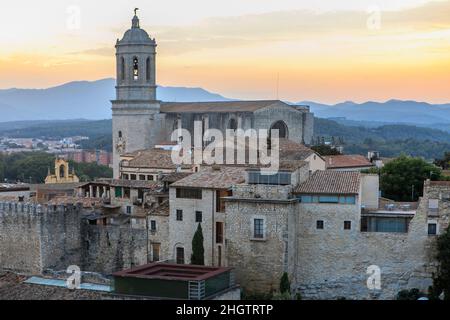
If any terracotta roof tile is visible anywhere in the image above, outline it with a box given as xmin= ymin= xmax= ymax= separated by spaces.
xmin=160 ymin=100 xmax=284 ymax=113
xmin=170 ymin=166 xmax=246 ymax=189
xmin=324 ymin=155 xmax=374 ymax=169
xmin=294 ymin=170 xmax=361 ymax=194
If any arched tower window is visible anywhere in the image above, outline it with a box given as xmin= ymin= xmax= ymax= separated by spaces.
xmin=59 ymin=165 xmax=65 ymax=178
xmin=133 ymin=57 xmax=139 ymax=80
xmin=146 ymin=57 xmax=151 ymax=81
xmin=120 ymin=57 xmax=125 ymax=81
xmin=270 ymin=120 xmax=288 ymax=139
xmin=118 ymin=131 xmax=122 ymax=138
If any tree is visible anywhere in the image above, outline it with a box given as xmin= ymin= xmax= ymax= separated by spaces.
xmin=431 ymin=226 xmax=450 ymax=300
xmin=380 ymin=155 xmax=442 ymax=201
xmin=311 ymin=145 xmax=341 ymax=156
xmin=279 ymin=272 xmax=290 ymax=294
xmin=191 ymin=223 xmax=205 ymax=265
xmin=434 ymin=152 xmax=450 ymax=170
xmin=396 ymin=288 xmax=425 ymax=300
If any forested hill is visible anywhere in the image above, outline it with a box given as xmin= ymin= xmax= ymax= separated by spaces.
xmin=1 ymin=118 xmax=450 ymax=159
xmin=314 ymin=118 xmax=450 ymax=159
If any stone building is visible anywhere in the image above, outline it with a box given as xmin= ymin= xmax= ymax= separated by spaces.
xmin=225 ymin=169 xmax=449 ymax=299
xmin=111 ymin=12 xmax=314 ymax=178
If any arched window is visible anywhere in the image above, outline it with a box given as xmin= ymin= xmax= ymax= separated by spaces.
xmin=118 ymin=131 xmax=122 ymax=138
xmin=120 ymin=57 xmax=125 ymax=81
xmin=146 ymin=57 xmax=151 ymax=81
xmin=133 ymin=57 xmax=139 ymax=80
xmin=270 ymin=120 xmax=288 ymax=139
xmin=59 ymin=165 xmax=65 ymax=178
xmin=228 ymin=118 xmax=237 ymax=131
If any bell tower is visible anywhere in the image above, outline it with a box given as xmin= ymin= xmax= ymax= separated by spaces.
xmin=112 ymin=10 xmax=161 ymax=178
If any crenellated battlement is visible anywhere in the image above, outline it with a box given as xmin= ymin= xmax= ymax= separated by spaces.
xmin=0 ymin=201 xmax=82 ymax=215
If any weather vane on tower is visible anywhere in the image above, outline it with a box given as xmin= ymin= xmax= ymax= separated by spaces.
xmin=134 ymin=8 xmax=139 ymax=16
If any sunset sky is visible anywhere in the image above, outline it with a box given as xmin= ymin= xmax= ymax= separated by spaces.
xmin=0 ymin=0 xmax=449 ymax=103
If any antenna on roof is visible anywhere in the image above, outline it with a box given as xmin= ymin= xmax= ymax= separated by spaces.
xmin=276 ymin=72 xmax=279 ymax=100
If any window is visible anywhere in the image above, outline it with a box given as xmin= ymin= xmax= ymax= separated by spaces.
xmin=248 ymin=171 xmax=291 ymax=185
xmin=316 ymin=220 xmax=324 ymax=230
xmin=150 ymin=220 xmax=156 ymax=231
xmin=299 ymin=195 xmax=356 ymax=204
xmin=270 ymin=120 xmax=288 ymax=139
xmin=120 ymin=58 xmax=125 ymax=81
xmin=228 ymin=118 xmax=237 ymax=131
xmin=195 ymin=211 xmax=202 ymax=223
xmin=133 ymin=56 xmax=139 ymax=80
xmin=152 ymin=243 xmax=160 ymax=262
xmin=176 ymin=247 xmax=185 ymax=264
xmin=361 ymin=216 xmax=410 ymax=233
xmin=139 ymin=175 xmax=146 ymax=181
xmin=122 ymin=174 xmax=129 ymax=180
xmin=428 ymin=223 xmax=437 ymax=235
xmin=118 ymin=131 xmax=122 ymax=138
xmin=344 ymin=221 xmax=352 ymax=230
xmin=176 ymin=209 xmax=183 ymax=221
xmin=216 ymin=189 xmax=232 ymax=212
xmin=176 ymin=188 xmax=202 ymax=199
xmin=147 ymin=175 xmax=154 ymax=181
xmin=130 ymin=174 xmax=136 ymax=180
xmin=253 ymin=219 xmax=264 ymax=239
xmin=216 ymin=222 xmax=224 ymax=243
xmin=319 ymin=195 xmax=339 ymax=203
xmin=146 ymin=57 xmax=151 ymax=81
xmin=126 ymin=206 xmax=132 ymax=214
xmin=123 ymin=188 xmax=130 ymax=199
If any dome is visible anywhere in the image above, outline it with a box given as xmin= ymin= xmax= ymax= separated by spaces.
xmin=117 ymin=14 xmax=154 ymax=46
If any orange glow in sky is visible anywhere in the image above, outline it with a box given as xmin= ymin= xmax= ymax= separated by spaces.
xmin=0 ymin=0 xmax=449 ymax=103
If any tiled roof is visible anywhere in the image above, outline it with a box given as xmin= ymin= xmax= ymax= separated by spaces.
xmin=324 ymin=155 xmax=374 ymax=169
xmin=124 ymin=148 xmax=191 ymax=169
xmin=160 ymin=100 xmax=286 ymax=113
xmin=278 ymin=138 xmax=317 ymax=161
xmin=170 ymin=166 xmax=246 ymax=189
xmin=110 ymin=179 xmax=163 ymax=190
xmin=160 ymin=172 xmax=193 ymax=183
xmin=294 ymin=170 xmax=361 ymax=194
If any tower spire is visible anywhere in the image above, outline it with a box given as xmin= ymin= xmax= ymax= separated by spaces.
xmin=132 ymin=8 xmax=140 ymax=28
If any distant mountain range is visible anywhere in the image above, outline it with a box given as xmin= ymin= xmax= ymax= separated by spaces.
xmin=1 ymin=79 xmax=450 ymax=127
xmin=0 ymin=79 xmax=230 ymax=122
xmin=300 ymin=100 xmax=450 ymax=126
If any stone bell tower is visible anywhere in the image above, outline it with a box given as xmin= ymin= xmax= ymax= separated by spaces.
xmin=112 ymin=10 xmax=162 ymax=178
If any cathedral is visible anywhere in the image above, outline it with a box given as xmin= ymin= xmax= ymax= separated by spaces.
xmin=112 ymin=12 xmax=314 ymax=178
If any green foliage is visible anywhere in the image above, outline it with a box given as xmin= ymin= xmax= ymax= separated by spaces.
xmin=396 ymin=288 xmax=425 ymax=300
xmin=311 ymin=145 xmax=342 ymax=156
xmin=70 ymin=161 xmax=113 ymax=181
xmin=434 ymin=152 xmax=450 ymax=170
xmin=0 ymin=152 xmax=112 ymax=183
xmin=279 ymin=272 xmax=291 ymax=294
xmin=191 ymin=223 xmax=205 ymax=265
xmin=272 ymin=292 xmax=292 ymax=300
xmin=314 ymin=117 xmax=450 ymax=160
xmin=241 ymin=290 xmax=273 ymax=300
xmin=380 ymin=155 xmax=442 ymax=201
xmin=432 ymin=226 xmax=450 ymax=300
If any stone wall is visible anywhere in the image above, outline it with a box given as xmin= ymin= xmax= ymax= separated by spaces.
xmin=81 ymin=224 xmax=148 ymax=274
xmin=0 ymin=202 xmax=82 ymax=274
xmin=225 ymin=198 xmax=297 ymax=294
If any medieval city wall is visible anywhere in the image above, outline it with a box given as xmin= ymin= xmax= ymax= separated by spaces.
xmin=0 ymin=202 xmax=82 ymax=274
xmin=80 ymin=224 xmax=148 ymax=274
